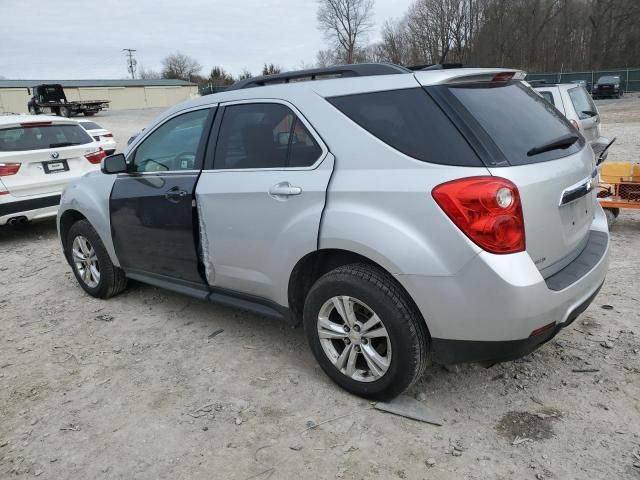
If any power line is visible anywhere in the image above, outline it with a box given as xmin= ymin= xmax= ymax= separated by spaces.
xmin=122 ymin=49 xmax=137 ymax=79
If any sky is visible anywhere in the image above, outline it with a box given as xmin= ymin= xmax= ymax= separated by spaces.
xmin=0 ymin=0 xmax=413 ymax=80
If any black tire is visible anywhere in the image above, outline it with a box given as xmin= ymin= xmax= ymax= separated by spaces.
xmin=67 ymin=219 xmax=127 ymax=299
xmin=58 ymin=106 xmax=70 ymax=117
xmin=303 ymin=263 xmax=429 ymax=400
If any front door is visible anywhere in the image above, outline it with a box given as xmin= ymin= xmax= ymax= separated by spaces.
xmin=195 ymin=101 xmax=333 ymax=305
xmin=110 ymin=107 xmax=214 ymax=287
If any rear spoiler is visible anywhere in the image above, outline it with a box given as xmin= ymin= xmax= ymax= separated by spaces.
xmin=414 ymin=69 xmax=527 ymax=86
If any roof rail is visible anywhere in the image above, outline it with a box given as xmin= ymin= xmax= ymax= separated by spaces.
xmin=228 ymin=63 xmax=411 ymax=90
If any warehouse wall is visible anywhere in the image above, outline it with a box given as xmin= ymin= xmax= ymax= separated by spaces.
xmin=0 ymin=85 xmax=198 ymax=114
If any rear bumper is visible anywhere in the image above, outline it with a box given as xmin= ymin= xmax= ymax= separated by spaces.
xmin=0 ymin=193 xmax=61 ymax=225
xmin=396 ymin=206 xmax=609 ymax=362
xmin=430 ymin=281 xmax=602 ymax=364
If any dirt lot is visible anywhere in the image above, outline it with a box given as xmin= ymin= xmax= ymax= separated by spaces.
xmin=1 ymin=97 xmax=639 ymax=480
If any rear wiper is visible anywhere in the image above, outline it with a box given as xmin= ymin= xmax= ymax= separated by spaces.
xmin=527 ymin=134 xmax=579 ymax=157
xmin=49 ymin=142 xmax=73 ymax=148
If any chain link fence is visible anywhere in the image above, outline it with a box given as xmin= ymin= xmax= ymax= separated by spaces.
xmin=527 ymin=68 xmax=640 ymax=92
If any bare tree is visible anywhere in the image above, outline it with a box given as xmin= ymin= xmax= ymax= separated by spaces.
xmin=317 ymin=0 xmax=375 ymax=64
xmin=138 ymin=65 xmax=162 ymax=80
xmin=208 ymin=66 xmax=234 ymax=86
xmin=161 ymin=52 xmax=202 ymax=81
xmin=237 ymin=69 xmax=253 ymax=80
xmin=316 ymin=48 xmax=339 ymax=67
xmin=262 ymin=63 xmax=282 ymax=76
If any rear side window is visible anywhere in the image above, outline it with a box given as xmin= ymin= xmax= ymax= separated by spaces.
xmin=214 ymin=103 xmax=322 ymax=169
xmin=328 ymin=88 xmax=481 ymax=166
xmin=568 ymin=87 xmax=598 ymax=120
xmin=444 ymin=82 xmax=583 ymax=165
xmin=0 ymin=124 xmax=93 ymax=152
xmin=539 ymin=91 xmax=555 ymax=106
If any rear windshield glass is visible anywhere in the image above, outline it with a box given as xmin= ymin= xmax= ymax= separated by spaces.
xmin=79 ymin=121 xmax=102 ymax=130
xmin=568 ymin=87 xmax=598 ymax=120
xmin=444 ymin=82 xmax=583 ymax=165
xmin=597 ymin=76 xmax=619 ymax=84
xmin=327 ymin=88 xmax=481 ymax=166
xmin=0 ymin=124 xmax=93 ymax=152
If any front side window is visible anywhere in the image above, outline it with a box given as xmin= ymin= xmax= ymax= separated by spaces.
xmin=0 ymin=124 xmax=92 ymax=152
xmin=132 ymin=109 xmax=209 ymax=172
xmin=214 ymin=103 xmax=322 ymax=169
xmin=568 ymin=87 xmax=598 ymax=120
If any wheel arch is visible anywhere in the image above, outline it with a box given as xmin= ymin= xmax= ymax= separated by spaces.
xmin=59 ymin=209 xmax=88 ymax=263
xmin=287 ymin=248 xmax=428 ymax=335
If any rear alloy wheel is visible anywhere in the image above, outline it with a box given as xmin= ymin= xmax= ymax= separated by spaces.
xmin=59 ymin=106 xmax=70 ymax=117
xmin=317 ymin=296 xmax=392 ymax=382
xmin=303 ymin=263 xmax=428 ymax=400
xmin=67 ymin=220 xmax=127 ymax=299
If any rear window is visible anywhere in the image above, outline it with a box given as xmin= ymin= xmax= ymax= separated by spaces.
xmin=568 ymin=87 xmax=598 ymax=120
xmin=327 ymin=88 xmax=481 ymax=166
xmin=444 ymin=82 xmax=583 ymax=165
xmin=79 ymin=121 xmax=102 ymax=130
xmin=0 ymin=124 xmax=93 ymax=152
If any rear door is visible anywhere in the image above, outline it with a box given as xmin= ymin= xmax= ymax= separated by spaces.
xmin=195 ymin=100 xmax=332 ymax=303
xmin=425 ymin=80 xmax=596 ymax=277
xmin=566 ymin=86 xmax=601 ymax=143
xmin=0 ymin=120 xmax=99 ymax=197
xmin=109 ymin=107 xmax=214 ymax=287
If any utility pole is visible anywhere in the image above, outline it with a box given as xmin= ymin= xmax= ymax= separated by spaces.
xmin=122 ymin=49 xmax=137 ymax=79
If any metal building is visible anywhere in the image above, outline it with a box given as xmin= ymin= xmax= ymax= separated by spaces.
xmin=0 ymin=79 xmax=198 ymax=114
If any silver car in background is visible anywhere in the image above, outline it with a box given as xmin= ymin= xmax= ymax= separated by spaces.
xmin=535 ymin=83 xmax=611 ymax=159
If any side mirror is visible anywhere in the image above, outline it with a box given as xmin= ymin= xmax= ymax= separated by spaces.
xmin=101 ymin=153 xmax=128 ymax=174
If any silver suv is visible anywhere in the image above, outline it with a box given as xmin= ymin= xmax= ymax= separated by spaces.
xmin=57 ymin=64 xmax=609 ymax=399
xmin=534 ymin=83 xmax=611 ymax=159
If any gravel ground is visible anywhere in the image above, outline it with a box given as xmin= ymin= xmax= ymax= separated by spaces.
xmin=1 ymin=98 xmax=639 ymax=480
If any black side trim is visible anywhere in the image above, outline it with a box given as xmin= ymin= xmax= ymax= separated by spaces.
xmin=430 ymin=281 xmax=603 ymax=365
xmin=208 ymin=287 xmax=291 ymax=322
xmin=545 ymin=231 xmax=608 ymax=291
xmin=124 ymin=271 xmax=292 ymax=323
xmin=0 ymin=194 xmax=61 ymax=217
xmin=126 ymin=271 xmax=210 ymax=300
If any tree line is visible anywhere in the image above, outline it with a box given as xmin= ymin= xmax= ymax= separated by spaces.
xmin=323 ymin=0 xmax=640 ymax=72
xmin=138 ymin=0 xmax=640 ymax=87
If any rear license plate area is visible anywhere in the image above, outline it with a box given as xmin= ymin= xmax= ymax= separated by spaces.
xmin=42 ymin=159 xmax=69 ymax=174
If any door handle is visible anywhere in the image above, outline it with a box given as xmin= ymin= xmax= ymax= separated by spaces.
xmin=164 ymin=188 xmax=188 ymax=203
xmin=269 ymin=182 xmax=302 ymax=197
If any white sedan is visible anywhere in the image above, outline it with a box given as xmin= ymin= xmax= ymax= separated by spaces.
xmin=77 ymin=119 xmax=117 ymax=155
xmin=0 ymin=115 xmax=105 ymax=226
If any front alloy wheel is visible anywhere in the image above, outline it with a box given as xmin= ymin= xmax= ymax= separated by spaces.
xmin=318 ymin=296 xmax=392 ymax=382
xmin=71 ymin=235 xmax=100 ymax=288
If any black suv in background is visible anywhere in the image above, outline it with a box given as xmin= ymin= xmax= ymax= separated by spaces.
xmin=592 ymin=75 xmax=623 ymax=99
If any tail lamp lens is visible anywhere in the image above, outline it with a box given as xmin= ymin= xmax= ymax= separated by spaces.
xmin=102 ymin=133 xmax=113 ymax=138
xmin=432 ymin=176 xmax=525 ymax=254
xmin=85 ymin=148 xmax=106 ymax=165
xmin=0 ymin=163 xmax=21 ymax=176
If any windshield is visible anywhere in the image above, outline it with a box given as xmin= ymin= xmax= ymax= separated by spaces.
xmin=79 ymin=121 xmax=102 ymax=130
xmin=443 ymin=81 xmax=584 ymax=165
xmin=0 ymin=124 xmax=93 ymax=151
xmin=598 ymin=76 xmax=619 ymax=84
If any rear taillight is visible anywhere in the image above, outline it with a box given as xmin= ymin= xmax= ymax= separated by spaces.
xmin=432 ymin=176 xmax=525 ymax=254
xmin=0 ymin=163 xmax=21 ymax=176
xmin=569 ymin=119 xmax=580 ymax=130
xmin=85 ymin=148 xmax=106 ymax=165
xmin=102 ymin=133 xmax=113 ymax=138
xmin=20 ymin=121 xmax=52 ymax=128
